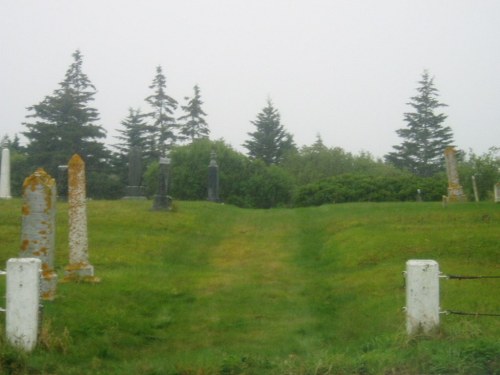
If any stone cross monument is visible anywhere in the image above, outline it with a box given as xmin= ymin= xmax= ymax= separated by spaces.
xmin=20 ymin=168 xmax=58 ymax=300
xmin=0 ymin=144 xmax=12 ymax=199
xmin=444 ymin=147 xmax=466 ymax=202
xmin=207 ymin=150 xmax=220 ymax=202
xmin=64 ymin=154 xmax=98 ymax=282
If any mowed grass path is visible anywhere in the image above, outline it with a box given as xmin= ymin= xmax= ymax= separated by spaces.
xmin=0 ymin=199 xmax=499 ymax=374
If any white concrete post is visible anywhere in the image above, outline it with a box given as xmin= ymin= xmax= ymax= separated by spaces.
xmin=405 ymin=259 xmax=440 ymax=335
xmin=6 ymin=258 xmax=41 ymax=351
xmin=0 ymin=147 xmax=12 ymax=199
xmin=495 ymin=183 xmax=500 ymax=203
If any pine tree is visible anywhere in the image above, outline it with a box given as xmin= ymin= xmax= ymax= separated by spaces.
xmin=178 ymin=85 xmax=209 ymax=142
xmin=22 ymin=50 xmax=108 ymax=175
xmin=385 ymin=70 xmax=454 ymax=177
xmin=145 ymin=66 xmax=178 ymax=157
xmin=114 ymin=108 xmax=149 ymax=156
xmin=243 ymin=99 xmax=296 ymax=165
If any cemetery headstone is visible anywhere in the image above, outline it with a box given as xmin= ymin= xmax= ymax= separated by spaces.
xmin=0 ymin=145 xmax=12 ymax=199
xmin=444 ymin=147 xmax=466 ymax=202
xmin=57 ymin=165 xmax=68 ymax=201
xmin=152 ymin=155 xmax=172 ymax=210
xmin=20 ymin=168 xmax=58 ymax=300
xmin=207 ymin=150 xmax=220 ymax=202
xmin=64 ymin=154 xmax=98 ymax=282
xmin=495 ymin=182 xmax=500 ymax=203
xmin=123 ymin=146 xmax=145 ymax=199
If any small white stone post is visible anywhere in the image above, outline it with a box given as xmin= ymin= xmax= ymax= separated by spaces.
xmin=405 ymin=259 xmax=440 ymax=335
xmin=64 ymin=154 xmax=98 ymax=281
xmin=6 ymin=258 xmax=41 ymax=352
xmin=495 ymin=183 xmax=500 ymax=203
xmin=0 ymin=146 xmax=12 ymax=199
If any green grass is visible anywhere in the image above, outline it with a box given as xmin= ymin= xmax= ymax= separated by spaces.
xmin=0 ymin=199 xmax=499 ymax=374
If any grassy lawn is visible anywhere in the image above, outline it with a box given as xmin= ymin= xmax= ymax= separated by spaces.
xmin=0 ymin=199 xmax=499 ymax=374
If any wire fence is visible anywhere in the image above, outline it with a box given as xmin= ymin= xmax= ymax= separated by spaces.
xmin=440 ymin=271 xmax=500 ymax=318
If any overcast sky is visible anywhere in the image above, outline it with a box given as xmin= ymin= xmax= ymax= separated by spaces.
xmin=1 ymin=0 xmax=499 ymax=158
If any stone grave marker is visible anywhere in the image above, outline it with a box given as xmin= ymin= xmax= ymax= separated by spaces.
xmin=0 ymin=145 xmax=12 ymax=199
xmin=20 ymin=168 xmax=58 ymax=300
xmin=64 ymin=154 xmax=98 ymax=282
xmin=444 ymin=147 xmax=466 ymax=202
xmin=123 ymin=146 xmax=145 ymax=199
xmin=207 ymin=150 xmax=220 ymax=202
xmin=152 ymin=155 xmax=172 ymax=210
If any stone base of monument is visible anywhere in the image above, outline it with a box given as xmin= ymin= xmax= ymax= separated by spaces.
xmin=447 ymin=185 xmax=467 ymax=202
xmin=152 ymin=194 xmax=172 ymax=211
xmin=63 ymin=263 xmax=100 ymax=283
xmin=41 ymin=271 xmax=58 ymax=301
xmin=123 ymin=185 xmax=146 ymax=200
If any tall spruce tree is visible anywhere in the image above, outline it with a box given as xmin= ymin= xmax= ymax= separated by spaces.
xmin=23 ymin=50 xmax=108 ymax=175
xmin=145 ymin=66 xmax=178 ymax=157
xmin=385 ymin=70 xmax=454 ymax=176
xmin=114 ymin=108 xmax=149 ymax=156
xmin=243 ymin=99 xmax=296 ymax=165
xmin=178 ymin=85 xmax=209 ymax=142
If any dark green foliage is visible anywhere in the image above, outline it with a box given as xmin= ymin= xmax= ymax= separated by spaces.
xmin=243 ymin=99 xmax=296 ymax=165
xmin=293 ymin=173 xmax=447 ymax=206
xmin=22 ymin=50 xmax=109 ymax=178
xmin=114 ymin=108 xmax=149 ymax=156
xmin=231 ymin=160 xmax=294 ymax=208
xmin=386 ymin=70 xmax=454 ymax=177
xmin=178 ymin=85 xmax=209 ymax=142
xmin=283 ymin=135 xmax=400 ymax=185
xmin=459 ymin=147 xmax=500 ymax=201
xmin=145 ymin=66 xmax=178 ymax=157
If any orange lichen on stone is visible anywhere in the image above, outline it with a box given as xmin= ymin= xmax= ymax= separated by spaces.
xmin=65 ymin=262 xmax=89 ymax=271
xmin=41 ymin=263 xmax=56 ymax=279
xmin=68 ymin=154 xmax=85 ymax=195
xmin=22 ymin=204 xmax=30 ymax=216
xmin=20 ymin=239 xmax=30 ymax=251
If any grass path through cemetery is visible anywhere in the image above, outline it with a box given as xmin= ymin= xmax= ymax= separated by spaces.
xmin=0 ymin=199 xmax=499 ymax=374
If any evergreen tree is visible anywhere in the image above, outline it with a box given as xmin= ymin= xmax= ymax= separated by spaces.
xmin=178 ymin=84 xmax=209 ymax=142
xmin=385 ymin=70 xmax=454 ymax=177
xmin=145 ymin=66 xmax=178 ymax=157
xmin=22 ymin=50 xmax=108 ymax=176
xmin=243 ymin=99 xmax=296 ymax=165
xmin=114 ymin=108 xmax=149 ymax=156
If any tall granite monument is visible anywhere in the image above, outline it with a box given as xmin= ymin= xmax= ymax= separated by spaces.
xmin=123 ymin=146 xmax=145 ymax=199
xmin=207 ymin=151 xmax=220 ymax=202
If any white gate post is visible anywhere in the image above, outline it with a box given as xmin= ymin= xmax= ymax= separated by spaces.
xmin=6 ymin=258 xmax=41 ymax=351
xmin=405 ymin=259 xmax=440 ymax=335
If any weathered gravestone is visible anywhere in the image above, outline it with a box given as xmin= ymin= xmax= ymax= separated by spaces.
xmin=20 ymin=168 xmax=58 ymax=300
xmin=207 ymin=151 xmax=220 ymax=202
xmin=152 ymin=156 xmax=172 ymax=211
xmin=123 ymin=146 xmax=145 ymax=199
xmin=495 ymin=182 xmax=500 ymax=203
xmin=64 ymin=154 xmax=98 ymax=282
xmin=444 ymin=147 xmax=466 ymax=202
xmin=0 ymin=145 xmax=12 ymax=199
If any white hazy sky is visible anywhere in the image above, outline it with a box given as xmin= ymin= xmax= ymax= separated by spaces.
xmin=1 ymin=0 xmax=499 ymax=157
